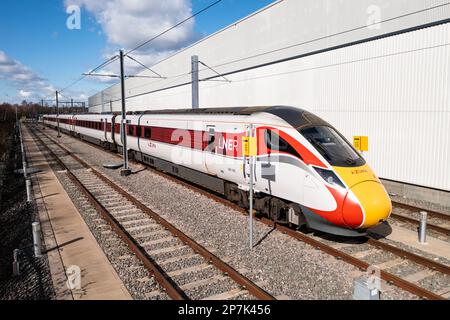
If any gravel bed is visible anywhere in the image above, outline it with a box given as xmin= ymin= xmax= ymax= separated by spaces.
xmin=362 ymin=251 xmax=399 ymax=265
xmin=142 ymin=238 xmax=180 ymax=251
xmin=379 ymin=237 xmax=450 ymax=266
xmin=160 ymin=255 xmax=206 ymax=273
xmin=185 ymin=278 xmax=243 ymax=300
xmin=418 ymin=273 xmax=450 ymax=293
xmin=135 ymin=231 xmax=172 ymax=243
xmin=116 ymin=214 xmax=149 ymax=223
xmin=38 ymin=128 xmax=422 ymax=300
xmin=171 ymin=266 xmax=218 ymax=287
xmin=132 ymin=228 xmax=167 ymax=239
xmin=339 ymin=243 xmax=372 ymax=255
xmin=386 ymin=262 xmax=425 ymax=277
xmin=0 ymin=123 xmax=55 ymax=300
xmin=0 ymin=200 xmax=55 ymax=300
xmin=58 ymin=174 xmax=170 ymax=300
xmin=32 ymin=139 xmax=171 ymax=300
xmin=153 ymin=245 xmax=192 ymax=259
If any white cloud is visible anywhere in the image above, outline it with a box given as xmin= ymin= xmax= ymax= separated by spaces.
xmin=65 ymin=0 xmax=199 ymax=79
xmin=0 ymin=51 xmax=45 ymax=85
xmin=0 ymin=50 xmax=57 ymax=102
xmin=66 ymin=0 xmax=196 ymax=51
xmin=19 ymin=90 xmax=33 ymax=98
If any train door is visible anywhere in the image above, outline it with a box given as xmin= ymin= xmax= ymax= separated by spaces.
xmin=111 ymin=116 xmax=116 ymax=145
xmin=243 ymin=124 xmax=258 ymax=188
xmin=204 ymin=125 xmax=216 ymax=174
xmin=103 ymin=118 xmax=107 ymax=141
xmin=137 ymin=115 xmax=143 ymax=154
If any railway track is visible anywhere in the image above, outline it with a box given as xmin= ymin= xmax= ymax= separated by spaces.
xmin=29 ymin=127 xmax=274 ymax=301
xmin=390 ymin=201 xmax=450 ymax=238
xmin=32 ymin=124 xmax=450 ymax=300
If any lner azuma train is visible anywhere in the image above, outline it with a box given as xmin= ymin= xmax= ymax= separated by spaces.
xmin=43 ymin=106 xmax=392 ymax=237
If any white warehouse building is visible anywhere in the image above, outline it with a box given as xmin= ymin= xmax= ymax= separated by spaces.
xmin=88 ymin=0 xmax=450 ymax=201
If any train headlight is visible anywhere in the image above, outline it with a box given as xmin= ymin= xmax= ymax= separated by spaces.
xmin=313 ymin=167 xmax=346 ymax=189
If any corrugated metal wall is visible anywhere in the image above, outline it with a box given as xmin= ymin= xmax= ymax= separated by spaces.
xmin=88 ymin=0 xmax=450 ymax=191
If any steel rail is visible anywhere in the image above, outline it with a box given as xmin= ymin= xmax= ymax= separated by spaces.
xmin=258 ymin=218 xmax=444 ymax=300
xmin=392 ymin=201 xmax=450 ymax=222
xmin=366 ymin=238 xmax=450 ymax=275
xmin=33 ymin=126 xmax=275 ymax=301
xmin=36 ymin=124 xmax=447 ymax=300
xmin=30 ymin=130 xmax=187 ymax=300
xmin=390 ymin=212 xmax=450 ymax=236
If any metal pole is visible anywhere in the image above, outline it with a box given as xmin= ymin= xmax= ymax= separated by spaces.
xmin=22 ymin=161 xmax=27 ymax=179
xmin=12 ymin=249 xmax=20 ymax=276
xmin=419 ymin=211 xmax=427 ymax=244
xmin=191 ymin=55 xmax=199 ymax=109
xmin=56 ymin=91 xmax=61 ymax=137
xmin=19 ymin=122 xmax=27 ymax=178
xmin=32 ymin=222 xmax=42 ymax=257
xmin=119 ymin=50 xmax=131 ymax=176
xmin=71 ymin=98 xmax=73 ymax=112
xmin=26 ymin=179 xmax=32 ymax=203
xmin=40 ymin=99 xmax=44 ymax=124
xmin=248 ymin=124 xmax=254 ymax=250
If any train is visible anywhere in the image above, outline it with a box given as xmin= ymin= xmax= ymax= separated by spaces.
xmin=42 ymin=106 xmax=392 ymax=237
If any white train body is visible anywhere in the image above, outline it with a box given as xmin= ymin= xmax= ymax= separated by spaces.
xmin=43 ymin=106 xmax=391 ymax=237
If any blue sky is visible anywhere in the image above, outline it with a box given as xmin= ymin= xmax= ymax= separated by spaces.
xmin=0 ymin=0 xmax=275 ymax=104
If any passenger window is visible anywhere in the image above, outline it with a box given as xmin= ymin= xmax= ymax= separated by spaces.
xmin=144 ymin=127 xmax=151 ymax=139
xmin=264 ymin=130 xmax=302 ymax=160
xmin=136 ymin=126 xmax=142 ymax=137
xmin=208 ymin=127 xmax=215 ymax=145
xmin=128 ymin=125 xmax=134 ymax=136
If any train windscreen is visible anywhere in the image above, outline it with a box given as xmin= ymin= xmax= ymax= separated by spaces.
xmin=300 ymin=126 xmax=365 ymax=167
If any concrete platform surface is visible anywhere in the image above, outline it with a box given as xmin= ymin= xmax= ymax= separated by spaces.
xmin=23 ymin=126 xmax=132 ymax=300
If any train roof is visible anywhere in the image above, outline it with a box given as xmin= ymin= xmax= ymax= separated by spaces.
xmin=127 ymin=106 xmax=330 ymax=130
xmin=44 ymin=106 xmax=331 ymax=130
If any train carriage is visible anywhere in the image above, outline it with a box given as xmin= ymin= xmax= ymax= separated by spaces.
xmin=42 ymin=106 xmax=392 ymax=237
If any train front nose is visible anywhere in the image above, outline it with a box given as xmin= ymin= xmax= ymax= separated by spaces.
xmin=343 ymin=181 xmax=392 ymax=229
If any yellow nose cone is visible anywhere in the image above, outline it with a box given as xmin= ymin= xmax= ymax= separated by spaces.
xmin=351 ymin=181 xmax=392 ymax=228
xmin=334 ymin=164 xmax=392 ymax=229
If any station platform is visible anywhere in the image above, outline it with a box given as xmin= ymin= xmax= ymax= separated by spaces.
xmin=23 ymin=126 xmax=131 ymax=300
